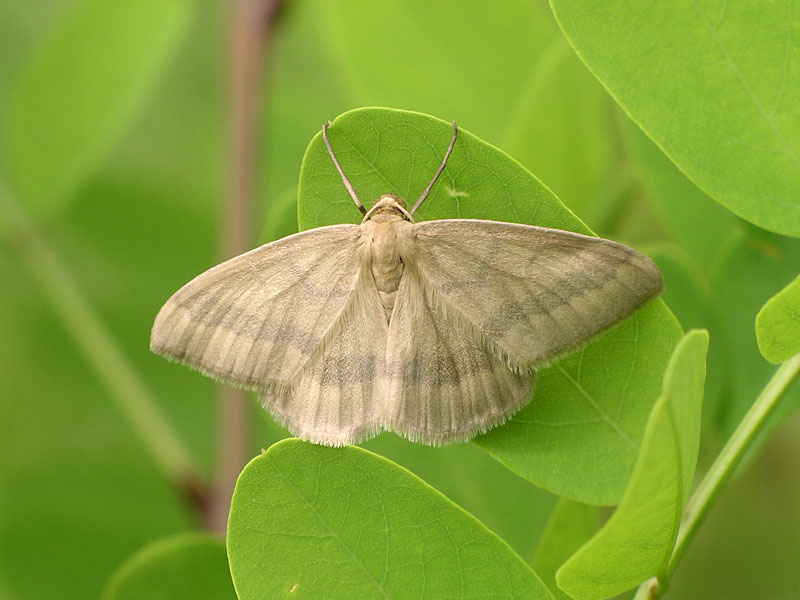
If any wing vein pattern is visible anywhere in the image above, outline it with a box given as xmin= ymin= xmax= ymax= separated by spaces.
xmin=151 ymin=225 xmax=364 ymax=393
xmin=409 ymin=219 xmax=663 ymax=372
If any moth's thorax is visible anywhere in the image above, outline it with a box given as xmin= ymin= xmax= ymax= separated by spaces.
xmin=360 ymin=194 xmax=415 ymax=321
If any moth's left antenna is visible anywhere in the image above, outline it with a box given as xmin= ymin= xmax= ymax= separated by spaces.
xmin=322 ymin=123 xmax=367 ymax=215
xmin=410 ymin=121 xmax=458 ymax=216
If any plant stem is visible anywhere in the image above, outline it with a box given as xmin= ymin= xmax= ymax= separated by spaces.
xmin=0 ymin=181 xmax=206 ymax=505
xmin=635 ymin=353 xmax=800 ymax=598
xmin=668 ymin=353 xmax=800 ymax=574
xmin=206 ymin=0 xmax=282 ymax=533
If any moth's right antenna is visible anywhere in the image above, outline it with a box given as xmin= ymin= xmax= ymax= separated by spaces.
xmin=322 ymin=123 xmax=367 ymax=216
xmin=410 ymin=121 xmax=458 ymax=216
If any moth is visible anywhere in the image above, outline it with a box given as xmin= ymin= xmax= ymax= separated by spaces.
xmin=151 ymin=121 xmax=663 ymax=446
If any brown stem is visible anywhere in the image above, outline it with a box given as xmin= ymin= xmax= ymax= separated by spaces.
xmin=206 ymin=0 xmax=282 ymax=533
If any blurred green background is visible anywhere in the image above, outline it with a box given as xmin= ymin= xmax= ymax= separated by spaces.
xmin=1 ymin=0 xmax=799 ymax=598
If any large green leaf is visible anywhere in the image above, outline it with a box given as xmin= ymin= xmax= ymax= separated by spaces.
xmin=361 ymin=435 xmax=557 ymax=562
xmin=3 ymin=0 xmax=190 ymax=215
xmin=102 ymin=532 xmax=235 ymax=600
xmin=756 ymin=274 xmax=800 ymax=364
xmin=298 ymin=107 xmax=681 ymax=505
xmin=298 ymin=107 xmax=591 ymax=230
xmin=248 ymin=411 xmax=557 ymax=564
xmin=227 ymin=439 xmax=554 ymax=599
xmin=549 ymin=0 xmax=800 ymax=237
xmin=556 ymin=330 xmax=708 ymax=599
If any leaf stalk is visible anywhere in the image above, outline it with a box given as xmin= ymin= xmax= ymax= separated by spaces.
xmin=635 ymin=353 xmax=800 ymax=598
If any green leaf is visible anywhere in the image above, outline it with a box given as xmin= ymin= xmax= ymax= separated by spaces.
xmin=549 ymin=1 xmax=800 ymax=237
xmin=531 ymin=499 xmax=599 ymax=600
xmin=251 ymin=406 xmax=558 ymax=566
xmin=362 ymin=435 xmax=557 ymax=562
xmin=250 ymin=370 xmax=558 ymax=561
xmin=102 ymin=532 xmax=235 ymax=600
xmin=299 ymin=107 xmax=589 ymax=231
xmin=756 ymin=274 xmax=800 ymax=364
xmin=227 ymin=439 xmax=554 ymax=600
xmin=556 ymin=330 xmax=708 ymax=599
xmin=298 ymin=106 xmax=681 ymax=505
xmin=3 ymin=0 xmax=190 ymax=215
xmin=665 ymin=332 xmax=709 ymax=499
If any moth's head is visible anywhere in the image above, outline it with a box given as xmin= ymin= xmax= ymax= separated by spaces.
xmin=362 ymin=194 xmax=414 ymax=223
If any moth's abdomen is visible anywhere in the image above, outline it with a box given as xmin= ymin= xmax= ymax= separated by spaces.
xmin=361 ymin=219 xmax=413 ymax=321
